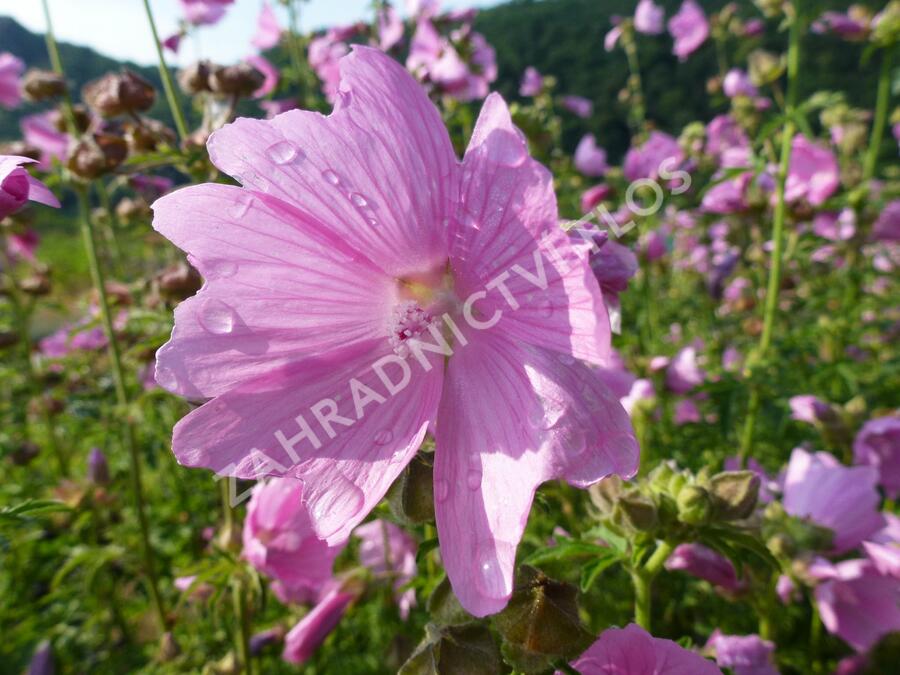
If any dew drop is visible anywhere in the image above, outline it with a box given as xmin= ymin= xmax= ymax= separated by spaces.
xmin=434 ymin=478 xmax=450 ymax=503
xmin=556 ymin=426 xmax=587 ymax=456
xmin=307 ymin=473 xmax=365 ymax=539
xmin=266 ymin=140 xmax=303 ymax=165
xmin=557 ymin=353 xmax=576 ymax=365
xmin=374 ymin=429 xmax=394 ymax=446
xmin=205 ymin=258 xmax=238 ymax=279
xmin=534 ymin=297 xmax=555 ymax=318
xmin=198 ymin=298 xmax=237 ymax=335
xmin=466 ymin=467 xmax=482 ymax=490
xmin=474 ymin=540 xmax=516 ymax=601
xmin=154 ymin=364 xmax=179 ymax=391
xmin=229 ymin=195 xmax=253 ymax=219
xmin=349 ymin=193 xmax=368 ymax=208
xmin=322 ymin=169 xmax=341 ymax=186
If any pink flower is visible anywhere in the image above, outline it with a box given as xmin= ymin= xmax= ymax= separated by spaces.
xmin=722 ymin=69 xmax=758 ymax=98
xmin=7 ymin=229 xmax=39 ymax=262
xmin=561 ymin=95 xmax=593 ymax=118
xmin=788 ymin=395 xmax=832 ymax=425
xmin=776 ymin=574 xmax=798 ymax=604
xmin=587 ymin=233 xmax=637 ymax=333
xmin=811 ymin=558 xmax=900 ymax=652
xmin=245 ymin=54 xmax=279 ymax=99
xmin=406 ymin=0 xmax=440 ymax=18
xmin=674 ymin=397 xmax=702 ymax=425
xmin=260 ymin=98 xmax=299 ymax=119
xmin=668 ymin=0 xmax=709 ymax=61
xmin=21 ymin=112 xmax=69 ymax=171
xmin=812 ymin=209 xmax=856 ymax=241
xmin=152 ymin=47 xmax=638 ymax=617
xmin=872 ymin=199 xmax=900 ymax=243
xmin=783 ymin=448 xmax=885 ymax=554
xmin=580 ymin=183 xmax=612 ymax=213
xmin=621 ymin=379 xmax=655 ymax=417
xmin=812 ymin=11 xmax=871 ymax=40
xmin=623 ymin=131 xmax=683 ymax=182
xmin=853 ymin=415 xmax=900 ymax=499
xmin=0 ymin=156 xmax=60 ymax=219
xmin=635 ymin=0 xmax=665 ymax=35
xmin=705 ymin=114 xmax=750 ymax=162
xmin=355 ymin=519 xmax=417 ymax=618
xmin=179 ymin=0 xmax=233 ymax=27
xmin=309 ymin=33 xmax=351 ymax=103
xmin=785 ymin=135 xmax=839 ymax=207
xmin=574 ymin=134 xmax=608 ymax=177
xmin=242 ymin=477 xmax=344 ymax=603
xmin=665 ymin=543 xmax=744 ymax=592
xmin=163 ymin=33 xmax=182 ymax=54
xmin=282 ymin=581 xmax=356 ymax=664
xmin=406 ymin=20 xmax=495 ymax=102
xmin=252 ymin=2 xmax=282 ymax=50
xmin=864 ymin=514 xmax=900 ymax=579
xmin=702 ymin=174 xmax=751 ymax=214
xmin=377 ymin=5 xmax=404 ymax=52
xmin=706 ymin=631 xmax=777 ymax=675
xmin=666 ymin=345 xmax=705 ymax=394
xmin=519 ymin=66 xmax=542 ymax=97
xmin=604 ymin=24 xmax=624 ymax=52
xmin=0 ymin=52 xmax=24 ymax=109
xmin=570 ymin=623 xmax=721 ymax=674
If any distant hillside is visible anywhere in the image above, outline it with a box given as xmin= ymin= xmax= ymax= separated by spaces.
xmin=1 ymin=0 xmax=884 ymax=160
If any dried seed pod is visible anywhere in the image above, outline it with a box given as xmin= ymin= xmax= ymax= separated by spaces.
xmin=67 ymin=134 xmax=128 ymax=179
xmin=178 ymin=60 xmax=214 ymax=95
xmin=22 ymin=69 xmax=67 ymax=101
xmin=208 ymin=62 xmax=265 ymax=98
xmin=82 ymin=70 xmax=156 ymax=117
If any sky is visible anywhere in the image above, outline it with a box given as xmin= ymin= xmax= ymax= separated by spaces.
xmin=0 ymin=0 xmax=501 ymax=67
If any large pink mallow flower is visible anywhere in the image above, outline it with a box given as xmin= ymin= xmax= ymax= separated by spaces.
xmin=355 ymin=519 xmax=417 ymax=619
xmin=282 ymin=580 xmax=356 ymax=664
xmin=152 ymin=47 xmax=638 ymax=617
xmin=668 ymin=0 xmax=709 ymax=61
xmin=665 ymin=543 xmax=744 ymax=592
xmin=0 ymin=156 xmax=60 ymax=219
xmin=634 ymin=0 xmax=665 ymax=35
xmin=810 ymin=558 xmax=900 ymax=652
xmin=623 ymin=131 xmax=684 ymax=182
xmin=179 ymin=0 xmax=233 ymax=27
xmin=251 ymin=1 xmax=282 ymax=51
xmin=570 ymin=623 xmax=722 ymax=674
xmin=20 ymin=112 xmax=69 ymax=171
xmin=782 ymin=448 xmax=884 ymax=554
xmin=853 ymin=415 xmax=900 ymax=499
xmin=0 ymin=52 xmax=24 ymax=109
xmin=706 ymin=631 xmax=777 ymax=675
xmin=785 ymin=135 xmax=839 ymax=207
xmin=242 ymin=477 xmax=344 ymax=604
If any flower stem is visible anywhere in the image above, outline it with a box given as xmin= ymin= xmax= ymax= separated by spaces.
xmin=232 ymin=580 xmax=254 ymax=675
xmin=40 ymin=0 xmax=78 ymax=133
xmin=740 ymin=11 xmax=802 ymax=464
xmin=141 ymin=0 xmax=190 ymax=141
xmin=622 ymin=31 xmax=647 ymax=134
xmin=76 ymin=185 xmax=167 ymax=632
xmin=863 ymin=47 xmax=893 ymax=182
xmin=632 ymin=540 xmax=674 ymax=631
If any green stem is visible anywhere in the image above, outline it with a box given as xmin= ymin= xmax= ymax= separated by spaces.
xmin=141 ymin=0 xmax=190 ymax=141
xmin=622 ymin=31 xmax=647 ymax=134
xmin=740 ymin=12 xmax=802 ymax=465
xmin=95 ymin=181 xmax=125 ymax=278
xmin=232 ymin=580 xmax=254 ymax=675
xmin=77 ymin=186 xmax=167 ymax=631
xmin=40 ymin=0 xmax=78 ymax=134
xmin=863 ymin=47 xmax=894 ymax=182
xmin=632 ymin=540 xmax=674 ymax=631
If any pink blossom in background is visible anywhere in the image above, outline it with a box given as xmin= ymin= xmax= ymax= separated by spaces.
xmin=705 ymin=114 xmax=750 ymax=162
xmin=130 ymin=174 xmax=175 ymax=202
xmin=620 ymin=378 xmax=655 ymax=417
xmin=666 ymin=345 xmax=705 ymax=394
xmin=377 ymin=5 xmax=404 ymax=52
xmin=785 ymin=135 xmax=840 ymax=207
xmin=519 ymin=66 xmax=542 ymax=97
xmin=872 ymin=199 xmax=900 ymax=242
xmin=7 ymin=229 xmax=39 ymax=262
xmin=783 ymin=448 xmax=884 ymax=554
xmin=570 ymin=623 xmax=721 ymax=674
xmin=706 ymin=631 xmax=777 ymax=675
xmin=260 ymin=98 xmax=299 ymax=119
xmin=812 ymin=209 xmax=856 ymax=241
xmin=788 ymin=394 xmax=832 ymax=425
xmin=665 ymin=543 xmax=744 ymax=592
xmin=0 ymin=52 xmax=24 ymax=109
xmin=742 ymin=18 xmax=765 ymax=38
xmin=252 ymin=2 xmax=282 ymax=50
xmin=702 ymin=173 xmax=751 ymax=214
xmin=674 ymin=397 xmax=702 ymax=425
xmin=722 ymin=345 xmax=742 ymax=372
xmin=776 ymin=574 xmax=798 ymax=604
xmin=812 ymin=11 xmax=870 ymax=40
xmin=853 ymin=415 xmax=900 ymax=498
xmin=355 ymin=520 xmax=417 ymax=619
xmin=406 ymin=0 xmax=440 ymax=18
xmin=580 ymin=183 xmax=613 ymax=213
xmin=21 ymin=112 xmax=69 ymax=171
xmin=152 ymin=47 xmax=638 ymax=617
xmin=0 ymin=156 xmax=60 ymax=219
xmin=810 ymin=558 xmax=900 ymax=652
xmin=163 ymin=33 xmax=182 ymax=54
xmin=864 ymin=514 xmax=900 ymax=579
xmin=282 ymin=581 xmax=356 ymax=664
xmin=561 ymin=95 xmax=593 ymax=118
xmin=641 ymin=226 xmax=669 ymax=261
xmin=624 ymin=131 xmax=683 ymax=181
xmin=668 ymin=0 xmax=709 ymax=61
xmin=245 ymin=54 xmax=279 ymax=99
xmin=242 ymin=478 xmax=344 ymax=604
xmin=179 ymin=0 xmax=234 ymax=26
xmin=573 ymin=134 xmax=608 ymax=177
xmin=587 ymin=232 xmax=638 ymax=333
xmin=604 ymin=23 xmax=624 ymax=52
xmin=722 ymin=69 xmax=758 ymax=98
xmin=308 ymin=31 xmax=351 ymax=102
xmin=634 ymin=0 xmax=665 ymax=35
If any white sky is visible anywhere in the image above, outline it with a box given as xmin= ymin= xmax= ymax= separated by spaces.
xmin=0 ymin=0 xmax=500 ymax=67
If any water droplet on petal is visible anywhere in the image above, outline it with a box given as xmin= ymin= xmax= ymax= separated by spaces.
xmin=434 ymin=478 xmax=450 ymax=503
xmin=205 ymin=258 xmax=238 ymax=279
xmin=322 ymin=169 xmax=341 ymax=186
xmin=155 ymin=364 xmax=179 ymax=391
xmin=374 ymin=429 xmax=394 ymax=446
xmin=557 ymin=353 xmax=576 ymax=365
xmin=266 ymin=140 xmax=303 ymax=165
xmin=229 ymin=195 xmax=253 ymax=218
xmin=307 ymin=472 xmax=365 ymax=539
xmin=474 ymin=539 xmax=516 ymax=601
xmin=198 ymin=298 xmax=237 ymax=335
xmin=534 ymin=297 xmax=554 ymax=318
xmin=349 ymin=193 xmax=368 ymax=208
xmin=466 ymin=467 xmax=482 ymax=490
xmin=556 ymin=426 xmax=587 ymax=456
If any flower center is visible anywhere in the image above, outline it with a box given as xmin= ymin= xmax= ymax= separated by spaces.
xmin=389 ymin=264 xmax=459 ymax=357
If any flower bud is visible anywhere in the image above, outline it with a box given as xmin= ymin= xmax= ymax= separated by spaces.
xmin=67 ymin=134 xmax=128 ymax=179
xmin=158 ymin=631 xmax=181 ymax=662
xmin=0 ymin=141 xmax=41 ymax=161
xmin=9 ymin=442 xmax=40 ymax=466
xmin=18 ymin=271 xmax=52 ymax=296
xmin=209 ymin=63 xmax=265 ymax=98
xmin=427 ymin=576 xmax=471 ymax=627
xmin=22 ymin=69 xmax=67 ymax=101
xmin=588 ymin=475 xmax=624 ymax=516
xmin=87 ymin=447 xmax=110 ymax=486
xmin=27 ymin=640 xmax=54 ymax=675
xmin=115 ymin=196 xmax=150 ymax=222
xmin=748 ymin=50 xmax=786 ymax=86
xmin=53 ymin=105 xmax=92 ymax=134
xmin=613 ymin=493 xmax=659 ymax=533
xmin=82 ymin=70 xmax=156 ymax=117
xmin=387 ymin=452 xmax=435 ymax=525
xmin=249 ymin=627 xmax=284 ymax=655
xmin=709 ymin=471 xmax=760 ymax=520
xmin=125 ymin=118 xmax=177 ymax=153
xmin=872 ymin=1 xmax=900 ymax=47
xmin=492 ymin=566 xmax=593 ymax=661
xmin=399 ymin=622 xmax=503 ymax=675
xmin=677 ymin=485 xmax=712 ymax=525
xmin=178 ymin=61 xmax=214 ymax=95
xmin=156 ymin=262 xmax=203 ymax=301
xmin=647 ymin=461 xmax=676 ymax=495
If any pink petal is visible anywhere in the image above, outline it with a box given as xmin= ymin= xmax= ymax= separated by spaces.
xmin=251 ymin=1 xmax=282 ymax=50
xmin=205 ymin=46 xmax=458 ymax=278
xmin=450 ymin=94 xmax=612 ymax=366
xmin=26 ymin=174 xmax=60 ymax=208
xmin=434 ymin=329 xmax=637 ymax=616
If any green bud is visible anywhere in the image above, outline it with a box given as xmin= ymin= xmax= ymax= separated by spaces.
xmin=677 ymin=485 xmax=712 ymax=526
xmin=427 ymin=577 xmax=472 ymax=627
xmin=709 ymin=471 xmax=761 ymax=521
xmin=399 ymin=623 xmax=503 ymax=675
xmin=872 ymin=1 xmax=900 ymax=47
xmin=493 ymin=566 xmax=593 ymax=660
xmin=748 ymin=49 xmax=786 ymax=86
xmin=588 ymin=475 xmax=624 ymax=516
xmin=647 ymin=462 xmax=676 ymax=495
xmin=613 ymin=493 xmax=659 ymax=534
xmin=666 ymin=471 xmax=689 ymax=500
xmin=387 ymin=452 xmax=435 ymax=525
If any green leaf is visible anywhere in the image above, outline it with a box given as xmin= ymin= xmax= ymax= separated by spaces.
xmin=522 ymin=540 xmax=609 ymax=566
xmin=579 ymin=553 xmax=620 ymax=592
